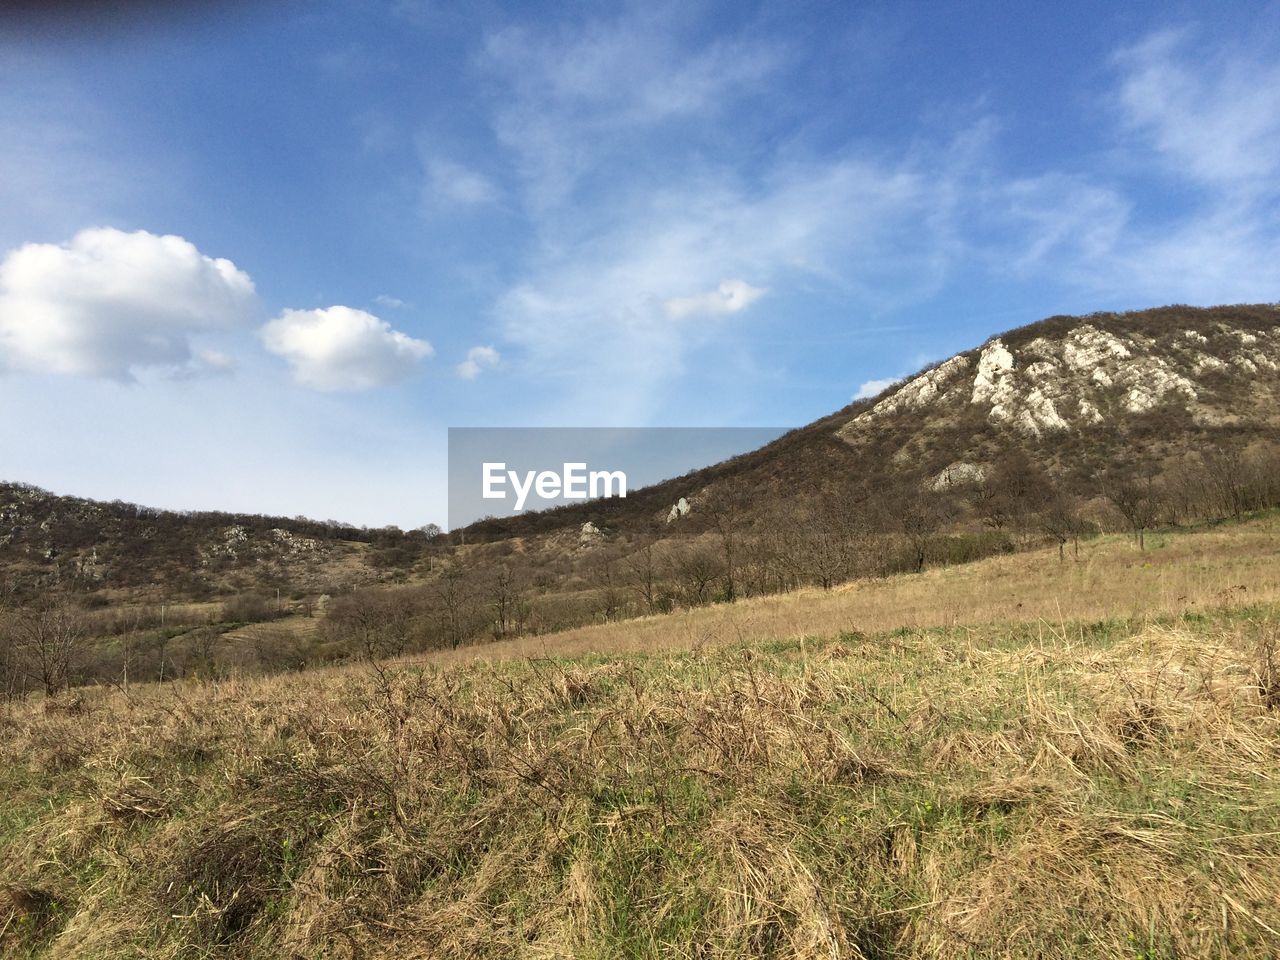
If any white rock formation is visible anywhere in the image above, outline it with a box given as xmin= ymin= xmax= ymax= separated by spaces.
xmin=666 ymin=497 xmax=691 ymax=522
xmin=840 ymin=315 xmax=1278 ymax=441
xmin=1061 ymin=325 xmax=1132 ymax=371
xmin=930 ymin=462 xmax=986 ymax=490
xmin=855 ymin=355 xmax=970 ymax=422
xmin=970 ymin=339 xmax=1015 ymax=407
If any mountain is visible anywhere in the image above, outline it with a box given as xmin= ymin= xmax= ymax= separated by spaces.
xmin=4 ymin=303 xmax=1279 ymax=598
xmin=466 ymin=302 xmax=1280 ymax=540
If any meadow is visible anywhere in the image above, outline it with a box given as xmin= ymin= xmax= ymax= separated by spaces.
xmin=2 ymin=519 xmax=1279 ymax=958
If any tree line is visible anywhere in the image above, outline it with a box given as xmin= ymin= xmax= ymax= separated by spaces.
xmin=4 ymin=440 xmax=1280 ymax=697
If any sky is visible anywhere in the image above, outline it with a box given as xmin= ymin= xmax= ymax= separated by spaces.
xmin=2 ymin=0 xmax=1280 ymax=528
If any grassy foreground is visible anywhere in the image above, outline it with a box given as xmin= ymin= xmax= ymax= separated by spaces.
xmin=3 ymin=608 xmax=1279 ymax=957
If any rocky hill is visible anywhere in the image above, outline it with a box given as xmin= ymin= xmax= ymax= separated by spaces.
xmin=832 ymin=303 xmax=1280 ymax=491
xmin=4 ymin=303 xmax=1279 ymax=597
xmin=0 ymin=483 xmax=437 ymax=600
xmin=466 ymin=303 xmax=1280 ymax=541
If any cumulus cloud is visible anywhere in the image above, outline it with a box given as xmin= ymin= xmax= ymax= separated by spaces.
xmin=0 ymin=227 xmax=255 ymax=380
xmin=664 ymin=279 xmax=765 ymax=319
xmin=853 ymin=377 xmax=897 ymax=400
xmin=976 ymin=29 xmax=1280 ymax=305
xmin=259 ymin=306 xmax=433 ymax=391
xmin=457 ymin=345 xmax=500 ymax=379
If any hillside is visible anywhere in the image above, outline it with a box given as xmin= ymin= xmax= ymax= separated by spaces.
xmin=462 ymin=303 xmax=1280 ymax=542
xmin=3 ymin=303 xmax=1280 ymax=688
xmin=0 ymin=482 xmax=439 ymax=600
xmin=5 ymin=303 xmax=1278 ymax=578
xmin=3 ymin=518 xmax=1279 ymax=958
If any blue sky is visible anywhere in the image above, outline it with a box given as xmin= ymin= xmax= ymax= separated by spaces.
xmin=2 ymin=0 xmax=1279 ymax=527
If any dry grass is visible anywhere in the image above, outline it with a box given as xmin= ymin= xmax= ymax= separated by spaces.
xmin=2 ymin=609 xmax=1279 ymax=957
xmin=418 ymin=515 xmax=1280 ymax=666
xmin=2 ymin=518 xmax=1280 ymax=957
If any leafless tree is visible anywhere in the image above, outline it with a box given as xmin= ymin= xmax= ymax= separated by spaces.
xmin=1037 ymin=494 xmax=1087 ymax=562
xmin=775 ymin=495 xmax=866 ymax=590
xmin=592 ymin=553 xmax=627 ymax=622
xmin=188 ymin=625 xmax=226 ymax=677
xmin=884 ymin=490 xmax=955 ymax=573
xmin=624 ymin=543 xmax=661 ymax=614
xmin=705 ymin=481 xmax=748 ymax=602
xmin=972 ymin=451 xmax=1050 ymax=538
xmin=8 ymin=601 xmax=88 ymax=696
xmin=433 ymin=562 xmax=474 ymax=650
xmin=325 ymin=589 xmax=412 ymax=662
xmin=1105 ymin=475 xmax=1161 ymax=550
xmin=672 ymin=544 xmax=722 ymax=606
xmin=1201 ymin=445 xmax=1251 ymax=520
xmin=487 ymin=564 xmax=529 ymax=638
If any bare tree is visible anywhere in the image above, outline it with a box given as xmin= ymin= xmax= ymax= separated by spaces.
xmin=487 ymin=564 xmax=523 ymax=638
xmin=433 ymin=562 xmax=474 ymax=650
xmin=188 ymin=626 xmax=226 ymax=678
xmin=9 ymin=601 xmax=88 ymax=696
xmin=624 ymin=543 xmax=661 ymax=614
xmin=0 ymin=623 xmax=23 ymax=702
xmin=1201 ymin=445 xmax=1251 ymax=520
xmin=738 ymin=526 xmax=794 ymax=598
xmin=592 ymin=553 xmax=626 ymax=622
xmin=1105 ymin=475 xmax=1161 ymax=550
xmin=972 ymin=451 xmax=1050 ymax=538
xmin=1037 ymin=494 xmax=1087 ymax=562
xmin=884 ymin=490 xmax=955 ymax=573
xmin=705 ymin=481 xmax=748 ymax=602
xmin=776 ymin=495 xmax=866 ymax=590
xmin=672 ymin=544 xmax=722 ymax=607
xmin=324 ymin=589 xmax=412 ymax=662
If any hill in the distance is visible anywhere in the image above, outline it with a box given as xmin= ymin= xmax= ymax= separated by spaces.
xmin=464 ymin=302 xmax=1280 ymax=540
xmin=4 ymin=302 xmax=1279 ymax=603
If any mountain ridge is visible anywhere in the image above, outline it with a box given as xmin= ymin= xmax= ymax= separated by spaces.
xmin=3 ymin=302 xmax=1279 ymax=595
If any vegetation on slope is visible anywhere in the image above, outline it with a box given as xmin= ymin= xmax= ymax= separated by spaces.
xmin=2 ymin=525 xmax=1280 ymax=958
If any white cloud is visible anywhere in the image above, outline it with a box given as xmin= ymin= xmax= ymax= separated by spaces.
xmin=373 ymin=294 xmax=406 ymax=309
xmin=481 ymin=12 xmax=781 ymax=207
xmin=970 ymin=30 xmax=1280 ymax=305
xmin=168 ymin=349 xmax=237 ymax=382
xmin=457 ymin=344 xmax=500 ymax=379
xmin=472 ymin=12 xmax=967 ymax=421
xmin=1114 ymin=29 xmax=1280 ymax=190
xmin=664 ymin=279 xmax=765 ymax=319
xmin=853 ymin=377 xmax=897 ymax=400
xmin=259 ymin=306 xmax=433 ymax=391
xmin=0 ymin=227 xmax=255 ymax=381
xmin=497 ymin=157 xmax=960 ymax=421
xmin=424 ymin=157 xmax=502 ymax=206
xmin=994 ymin=174 xmax=1131 ymax=272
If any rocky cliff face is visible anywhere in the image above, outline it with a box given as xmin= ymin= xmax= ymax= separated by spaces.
xmin=840 ymin=307 xmax=1280 ymax=447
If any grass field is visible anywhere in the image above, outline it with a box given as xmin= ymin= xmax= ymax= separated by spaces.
xmin=2 ymin=519 xmax=1279 ymax=958
xmin=421 ymin=515 xmax=1280 ymax=666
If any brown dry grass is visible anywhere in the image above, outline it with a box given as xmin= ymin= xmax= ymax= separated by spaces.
xmin=419 ymin=515 xmax=1280 ymax=666
xmin=2 ymin=612 xmax=1279 ymax=957
xmin=2 ymin=518 xmax=1279 ymax=958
